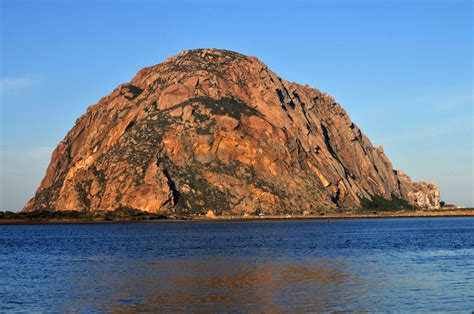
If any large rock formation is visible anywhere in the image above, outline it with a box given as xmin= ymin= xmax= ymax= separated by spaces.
xmin=24 ymin=49 xmax=440 ymax=214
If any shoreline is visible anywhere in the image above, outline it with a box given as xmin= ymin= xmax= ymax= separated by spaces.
xmin=200 ymin=209 xmax=474 ymax=221
xmin=0 ymin=209 xmax=473 ymax=225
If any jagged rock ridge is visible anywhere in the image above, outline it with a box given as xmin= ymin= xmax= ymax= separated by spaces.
xmin=24 ymin=49 xmax=440 ymax=214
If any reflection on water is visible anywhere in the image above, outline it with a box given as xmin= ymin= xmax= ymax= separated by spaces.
xmin=68 ymin=258 xmax=361 ymax=312
xmin=1 ymin=218 xmax=473 ymax=312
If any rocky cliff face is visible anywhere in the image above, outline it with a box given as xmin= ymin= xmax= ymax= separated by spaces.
xmin=24 ymin=49 xmax=440 ymax=214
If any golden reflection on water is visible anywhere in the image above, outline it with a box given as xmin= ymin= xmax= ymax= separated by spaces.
xmin=67 ymin=257 xmax=367 ymax=312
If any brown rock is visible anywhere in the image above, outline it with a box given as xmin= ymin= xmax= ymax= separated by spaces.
xmin=23 ymin=48 xmax=440 ymax=214
xmin=206 ymin=210 xmax=217 ymax=219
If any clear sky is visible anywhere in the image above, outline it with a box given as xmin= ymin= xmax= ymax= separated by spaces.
xmin=0 ymin=0 xmax=472 ymax=211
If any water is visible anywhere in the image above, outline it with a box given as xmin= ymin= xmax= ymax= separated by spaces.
xmin=1 ymin=218 xmax=473 ymax=312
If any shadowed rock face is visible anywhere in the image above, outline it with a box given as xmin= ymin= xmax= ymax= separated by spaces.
xmin=24 ymin=49 xmax=440 ymax=214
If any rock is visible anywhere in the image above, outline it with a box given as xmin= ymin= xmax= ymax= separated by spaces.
xmin=395 ymin=171 xmax=440 ymax=209
xmin=214 ymin=115 xmax=239 ymax=131
xmin=411 ymin=182 xmax=440 ymax=210
xmin=206 ymin=210 xmax=217 ymax=219
xmin=182 ymin=105 xmax=194 ymax=122
xmin=23 ymin=48 xmax=440 ymax=214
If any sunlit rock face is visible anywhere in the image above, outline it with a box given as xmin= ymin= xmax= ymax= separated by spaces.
xmin=23 ymin=49 xmax=440 ymax=214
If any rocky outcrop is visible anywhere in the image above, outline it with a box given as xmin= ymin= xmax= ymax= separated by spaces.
xmin=395 ymin=171 xmax=440 ymax=210
xmin=23 ymin=49 xmax=440 ymax=214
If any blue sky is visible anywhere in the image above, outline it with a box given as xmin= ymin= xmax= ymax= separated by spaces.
xmin=1 ymin=0 xmax=472 ymax=211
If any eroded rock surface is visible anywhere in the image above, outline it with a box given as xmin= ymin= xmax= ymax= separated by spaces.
xmin=24 ymin=49 xmax=440 ymax=214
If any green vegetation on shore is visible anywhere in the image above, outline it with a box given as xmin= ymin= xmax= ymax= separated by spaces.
xmin=358 ymin=194 xmax=413 ymax=213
